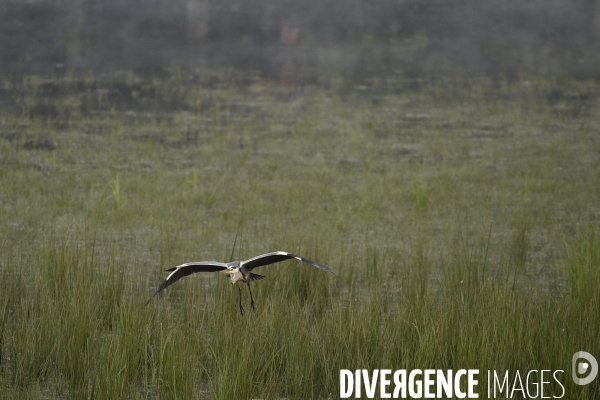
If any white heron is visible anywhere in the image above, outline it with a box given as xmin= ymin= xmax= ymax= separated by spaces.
xmin=146 ymin=251 xmax=336 ymax=315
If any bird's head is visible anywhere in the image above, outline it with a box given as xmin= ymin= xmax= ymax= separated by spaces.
xmin=221 ymin=267 xmax=236 ymax=281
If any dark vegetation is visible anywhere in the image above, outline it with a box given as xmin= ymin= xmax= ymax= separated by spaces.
xmin=1 ymin=0 xmax=599 ymax=80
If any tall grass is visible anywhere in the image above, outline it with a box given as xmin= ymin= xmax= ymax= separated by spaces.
xmin=0 ymin=74 xmax=599 ymax=398
xmin=1 ymin=232 xmax=598 ymax=398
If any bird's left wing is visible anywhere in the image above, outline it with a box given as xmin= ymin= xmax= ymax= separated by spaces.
xmin=241 ymin=251 xmax=337 ymax=274
xmin=146 ymin=261 xmax=228 ymax=305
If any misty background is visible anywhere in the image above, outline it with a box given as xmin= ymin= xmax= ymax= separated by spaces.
xmin=2 ymin=0 xmax=600 ymax=82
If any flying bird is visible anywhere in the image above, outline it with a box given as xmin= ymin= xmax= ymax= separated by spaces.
xmin=146 ymin=251 xmax=336 ymax=315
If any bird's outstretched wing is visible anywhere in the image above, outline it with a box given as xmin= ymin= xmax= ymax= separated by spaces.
xmin=241 ymin=251 xmax=337 ymax=274
xmin=146 ymin=261 xmax=228 ymax=305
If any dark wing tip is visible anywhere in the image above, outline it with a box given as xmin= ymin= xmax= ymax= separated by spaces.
xmin=145 ymin=278 xmax=169 ymax=305
xmin=145 ymin=289 xmax=160 ymax=306
xmin=280 ymin=252 xmax=337 ymax=275
xmin=312 ymin=261 xmax=337 ymax=275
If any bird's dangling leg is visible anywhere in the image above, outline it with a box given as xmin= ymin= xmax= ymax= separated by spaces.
xmin=238 ymin=285 xmax=244 ymax=316
xmin=247 ymin=283 xmax=255 ymax=310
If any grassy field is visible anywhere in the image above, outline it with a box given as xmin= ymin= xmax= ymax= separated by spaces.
xmin=0 ymin=72 xmax=599 ymax=399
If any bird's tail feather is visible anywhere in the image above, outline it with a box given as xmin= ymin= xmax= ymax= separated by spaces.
xmin=249 ymin=273 xmax=266 ymax=282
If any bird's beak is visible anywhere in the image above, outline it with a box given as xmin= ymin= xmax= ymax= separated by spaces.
xmin=221 ymin=269 xmax=233 ymax=275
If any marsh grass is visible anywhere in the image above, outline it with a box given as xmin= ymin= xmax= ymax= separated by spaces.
xmin=0 ymin=73 xmax=599 ymax=398
xmin=1 ymin=235 xmax=599 ymax=398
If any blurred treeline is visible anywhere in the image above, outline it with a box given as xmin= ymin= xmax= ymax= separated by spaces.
xmin=1 ymin=0 xmax=599 ymax=81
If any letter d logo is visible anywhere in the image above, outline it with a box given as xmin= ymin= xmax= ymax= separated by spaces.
xmin=572 ymin=351 xmax=598 ymax=385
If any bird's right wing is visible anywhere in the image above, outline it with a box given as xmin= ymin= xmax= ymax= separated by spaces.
xmin=241 ymin=251 xmax=337 ymax=274
xmin=146 ymin=261 xmax=228 ymax=305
